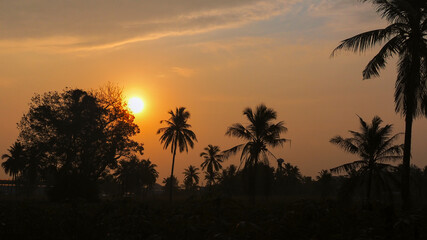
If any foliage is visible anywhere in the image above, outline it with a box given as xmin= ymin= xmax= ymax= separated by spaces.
xmin=224 ymin=104 xmax=288 ymax=168
xmin=332 ymin=0 xmax=427 ymax=209
xmin=114 ymin=155 xmax=159 ymax=195
xmin=200 ymin=145 xmax=224 ymax=186
xmin=8 ymin=86 xmax=143 ymax=200
xmin=183 ymin=165 xmax=200 ymax=191
xmin=330 ymin=116 xmax=403 ymax=203
xmin=162 ymin=175 xmax=180 ymax=193
xmin=0 ymin=199 xmax=426 ymax=239
xmin=157 ymin=107 xmax=197 ymax=201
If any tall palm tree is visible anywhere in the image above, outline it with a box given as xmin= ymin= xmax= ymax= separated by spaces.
xmin=330 ymin=116 xmax=403 ymax=204
xmin=331 ymin=0 xmax=427 ymax=209
xmin=183 ymin=165 xmax=200 ymax=191
xmin=157 ymin=107 xmax=197 ymax=201
xmin=200 ymin=145 xmax=224 ymax=182
xmin=1 ymin=142 xmax=26 ymax=191
xmin=224 ymin=104 xmax=289 ymax=196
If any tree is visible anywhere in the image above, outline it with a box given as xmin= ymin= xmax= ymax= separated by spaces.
xmin=331 ymin=0 xmax=427 ymax=209
xmin=330 ymin=116 xmax=403 ymax=205
xmin=204 ymin=171 xmax=218 ymax=187
xmin=316 ymin=170 xmax=333 ymax=198
xmin=200 ymin=145 xmax=224 ymax=186
xmin=274 ymin=162 xmax=302 ymax=195
xmin=183 ymin=165 xmax=200 ymax=191
xmin=16 ymin=86 xmax=143 ymax=200
xmin=224 ymin=104 xmax=289 ymax=196
xmin=162 ymin=176 xmax=180 ymax=193
xmin=1 ymin=142 xmax=26 ymax=193
xmin=114 ymin=155 xmax=158 ymax=195
xmin=157 ymin=107 xmax=197 ymax=201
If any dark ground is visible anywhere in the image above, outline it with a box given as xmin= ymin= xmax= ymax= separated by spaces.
xmin=0 ymin=196 xmax=426 ymax=240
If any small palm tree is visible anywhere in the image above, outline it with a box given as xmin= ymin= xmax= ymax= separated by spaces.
xmin=1 ymin=142 xmax=26 ymax=192
xmin=330 ymin=116 xmax=403 ymax=204
xmin=224 ymin=104 xmax=289 ymax=196
xmin=204 ymin=171 xmax=218 ymax=187
xmin=224 ymin=104 xmax=289 ymax=168
xmin=157 ymin=107 xmax=197 ymax=201
xmin=200 ymin=145 xmax=224 ymax=185
xmin=183 ymin=165 xmax=200 ymax=191
xmin=331 ymin=0 xmax=427 ymax=209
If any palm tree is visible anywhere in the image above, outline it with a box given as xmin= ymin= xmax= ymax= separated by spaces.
xmin=224 ymin=104 xmax=289 ymax=196
xmin=114 ymin=156 xmax=159 ymax=195
xmin=200 ymin=145 xmax=224 ymax=184
xmin=1 ymin=142 xmax=26 ymax=192
xmin=183 ymin=165 xmax=200 ymax=191
xmin=204 ymin=171 xmax=218 ymax=187
xmin=157 ymin=107 xmax=197 ymax=201
xmin=139 ymin=159 xmax=159 ymax=192
xmin=331 ymin=0 xmax=427 ymax=209
xmin=330 ymin=116 xmax=403 ymax=204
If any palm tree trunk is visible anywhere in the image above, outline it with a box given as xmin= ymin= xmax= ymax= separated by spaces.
xmin=366 ymin=168 xmax=373 ymax=208
xmin=402 ymin=114 xmax=413 ymax=210
xmin=169 ymin=142 xmax=177 ymax=202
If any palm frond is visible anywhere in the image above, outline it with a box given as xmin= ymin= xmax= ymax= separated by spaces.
xmin=330 ymin=160 xmax=366 ymax=174
xmin=330 ymin=136 xmax=360 ymax=153
xmin=363 ymin=36 xmax=403 ymax=79
xmin=331 ymin=28 xmax=396 ymax=57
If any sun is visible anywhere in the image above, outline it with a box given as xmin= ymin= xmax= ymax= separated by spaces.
xmin=128 ymin=97 xmax=144 ymax=114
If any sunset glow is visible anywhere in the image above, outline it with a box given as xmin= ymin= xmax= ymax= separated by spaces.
xmin=128 ymin=97 xmax=144 ymax=114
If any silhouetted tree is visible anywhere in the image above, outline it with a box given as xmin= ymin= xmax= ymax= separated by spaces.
xmin=163 ymin=176 xmax=180 ymax=193
xmin=332 ymin=0 xmax=427 ymax=209
xmin=224 ymin=104 xmax=289 ymax=196
xmin=218 ymin=164 xmax=239 ymax=195
xmin=183 ymin=165 xmax=200 ymax=192
xmin=1 ymin=142 xmax=26 ymax=193
xmin=157 ymin=107 xmax=197 ymax=201
xmin=316 ymin=170 xmax=333 ymax=198
xmin=330 ymin=116 xmax=403 ymax=205
xmin=204 ymin=171 xmax=219 ymax=188
xmin=200 ymin=145 xmax=224 ymax=186
xmin=114 ymin=155 xmax=158 ymax=196
xmin=274 ymin=162 xmax=302 ymax=195
xmin=16 ymin=86 xmax=143 ymax=200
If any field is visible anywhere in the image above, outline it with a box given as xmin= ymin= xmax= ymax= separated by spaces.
xmin=0 ymin=196 xmax=425 ymax=240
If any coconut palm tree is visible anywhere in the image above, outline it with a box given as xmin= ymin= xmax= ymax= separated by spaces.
xmin=331 ymin=0 xmax=427 ymax=209
xmin=224 ymin=104 xmax=288 ymax=168
xmin=330 ymin=116 xmax=403 ymax=204
xmin=200 ymin=145 xmax=224 ymax=182
xmin=224 ymin=104 xmax=289 ymax=196
xmin=1 ymin=142 xmax=26 ymax=192
xmin=157 ymin=107 xmax=197 ymax=201
xmin=183 ymin=165 xmax=200 ymax=191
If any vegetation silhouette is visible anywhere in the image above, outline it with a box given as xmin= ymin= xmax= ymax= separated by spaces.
xmin=114 ymin=155 xmax=158 ymax=196
xmin=200 ymin=145 xmax=224 ymax=187
xmin=330 ymin=116 xmax=403 ymax=206
xmin=1 ymin=142 xmax=25 ymax=194
xmin=183 ymin=165 xmax=200 ymax=192
xmin=331 ymin=0 xmax=427 ymax=209
xmin=224 ymin=104 xmax=289 ymax=197
xmin=2 ymin=85 xmax=143 ymax=200
xmin=157 ymin=107 xmax=197 ymax=201
xmin=162 ymin=175 xmax=180 ymax=193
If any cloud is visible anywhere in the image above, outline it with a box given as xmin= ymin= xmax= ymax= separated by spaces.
xmin=304 ymin=0 xmax=386 ymax=33
xmin=171 ymin=67 xmax=195 ymax=78
xmin=0 ymin=0 xmax=297 ymax=52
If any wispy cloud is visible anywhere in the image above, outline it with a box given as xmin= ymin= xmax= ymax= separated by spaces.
xmin=171 ymin=67 xmax=196 ymax=78
xmin=0 ymin=0 xmax=297 ymax=52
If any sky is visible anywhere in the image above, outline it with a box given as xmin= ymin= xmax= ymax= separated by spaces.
xmin=1 ymin=0 xmax=427 ymax=183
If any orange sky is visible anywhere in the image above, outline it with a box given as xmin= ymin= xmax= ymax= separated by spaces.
xmin=1 ymin=0 xmax=426 ymax=183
